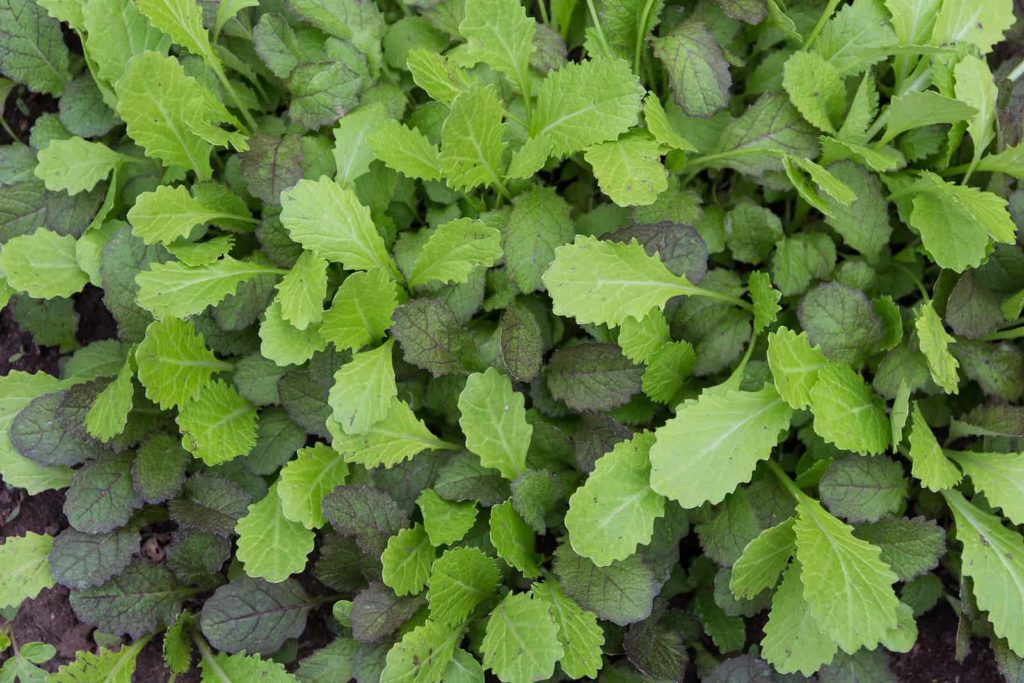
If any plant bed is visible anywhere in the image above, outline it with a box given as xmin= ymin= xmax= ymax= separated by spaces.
xmin=2 ymin=0 xmax=1024 ymax=681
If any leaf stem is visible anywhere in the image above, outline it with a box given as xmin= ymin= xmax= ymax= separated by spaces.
xmin=1008 ymin=57 xmax=1024 ymax=83
xmin=207 ymin=58 xmax=259 ymax=131
xmin=584 ymin=0 xmax=611 ymax=56
xmin=766 ymin=459 xmax=804 ymax=502
xmin=633 ymin=0 xmax=657 ymax=76
xmin=536 ymin=0 xmax=550 ymax=26
xmin=982 ymin=324 xmax=1024 ymax=341
xmin=801 ymin=0 xmax=842 ymax=50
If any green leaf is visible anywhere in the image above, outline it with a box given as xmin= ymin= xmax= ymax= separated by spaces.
xmin=128 ymin=184 xmax=252 ymax=246
xmin=584 ymin=132 xmax=668 ymax=207
xmin=34 ymin=137 xmax=120 ymax=195
xmin=198 ymin=649 xmax=297 ymax=683
xmin=176 ymin=380 xmax=258 ymax=466
xmin=618 ymin=309 xmax=671 ymax=364
xmin=427 ymin=547 xmax=499 ymax=627
xmin=0 ymin=532 xmax=54 ymax=609
xmin=766 ymin=327 xmax=827 ymax=410
xmin=50 ymin=640 xmax=146 ymax=683
xmin=369 ymin=120 xmax=442 ymax=181
xmin=0 ymin=229 xmax=88 ymax=298
xmin=531 ymin=57 xmax=644 ymax=157
xmin=652 ymin=20 xmax=731 ymax=118
xmin=503 ymin=186 xmax=574 ymax=294
xmin=236 ymin=483 xmax=314 ymax=582
xmin=259 ymin=299 xmax=326 ymax=367
xmin=113 ymin=52 xmax=222 ymax=178
xmin=49 ymin=524 xmax=139 ymax=590
xmin=782 ymin=51 xmax=844 ymax=134
xmin=930 ymin=0 xmax=1015 ymax=53
xmin=819 ymin=456 xmax=908 ymax=523
xmin=914 ymin=301 xmax=959 ymax=394
xmin=642 ymin=341 xmax=695 ymax=404
xmin=275 ymin=251 xmax=328 ymax=330
xmin=200 ymin=577 xmax=310 ymax=655
xmin=544 ymin=235 xmax=715 ymax=327
xmin=70 ymin=561 xmax=188 ymax=637
xmin=532 ymin=581 xmax=604 ymax=680
xmin=135 ymin=0 xmax=216 ymax=64
xmin=853 ymin=516 xmax=946 ymax=582
xmin=64 ymin=452 xmax=140 ymax=534
xmin=730 ymin=518 xmax=795 ymax=599
xmin=546 ymin=343 xmax=642 ymax=412
xmin=84 ymin=355 xmax=135 ymax=442
xmin=321 ymin=269 xmax=398 ymax=353
xmin=813 ymin=0 xmax=896 ymax=75
xmin=904 ymin=172 xmax=1015 ymax=272
xmin=82 ymin=0 xmax=170 ymax=85
xmin=458 ymin=368 xmax=532 ymax=481
xmin=409 ymin=218 xmax=503 ymax=289
xmin=136 ymin=257 xmax=284 ymax=319
xmin=0 ymin=0 xmax=69 ymax=95
xmin=329 ymin=397 xmax=457 ymax=470
xmin=136 ymin=317 xmax=229 ymax=409
xmin=762 ymin=561 xmax=839 ymax=676
xmin=749 ymin=271 xmax=781 ymax=334
xmin=382 ymin=524 xmax=436 ymax=597
xmin=458 ymin=0 xmax=535 ymax=93
xmin=481 ymin=592 xmax=563 ymax=683
xmin=553 ymin=546 xmax=655 ymax=626
xmin=380 ymin=620 xmax=462 ymax=683
xmin=439 ymin=85 xmax=508 ymax=193
xmin=566 ymin=432 xmax=665 ymax=566
xmin=279 ymin=177 xmax=396 ymax=274
xmin=329 ymin=340 xmax=397 ymax=436
xmin=277 ymin=443 xmax=349 ymax=529
xmin=882 ymin=91 xmax=977 ymax=144
xmin=417 ymin=489 xmax=477 ymax=547
xmin=649 ymin=384 xmax=793 ymax=508
xmin=643 ymin=94 xmax=696 ymax=151
xmin=946 ymin=451 xmax=1024 ymax=526
xmin=954 ymin=55 xmax=997 ymax=170
xmin=946 ymin=489 xmax=1024 ymax=653
xmin=809 ymin=363 xmax=890 ymax=456
xmin=490 ymin=500 xmax=541 ymax=578
xmin=793 ymin=491 xmax=899 ymax=652
xmin=321 ymin=484 xmax=409 ymax=557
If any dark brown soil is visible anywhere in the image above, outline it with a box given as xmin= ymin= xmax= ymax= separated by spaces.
xmin=892 ymin=603 xmax=1003 ymax=683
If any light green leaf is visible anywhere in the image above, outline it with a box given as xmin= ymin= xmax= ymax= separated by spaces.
xmin=427 ymin=547 xmax=500 ymax=627
xmin=532 ymin=582 xmax=604 ymax=680
xmin=730 ymin=518 xmax=795 ymax=599
xmin=649 ymin=384 xmax=793 ymax=508
xmin=809 ymin=363 xmax=890 ymax=456
xmin=0 ymin=532 xmax=54 ymax=609
xmin=369 ymin=119 xmax=442 ymax=181
xmin=930 ymin=0 xmax=1015 ymax=53
xmin=439 ymin=85 xmax=507 ymax=193
xmin=947 ymin=451 xmax=1024 ymax=525
xmin=82 ymin=0 xmax=171 ymax=86
xmin=382 ymin=524 xmax=436 ymax=597
xmin=481 ymin=592 xmax=564 ymax=683
xmin=275 ymin=251 xmax=328 ymax=330
xmin=584 ymin=133 xmax=668 ymax=207
xmin=793 ymin=491 xmax=899 ymax=653
xmin=943 ymin=489 xmax=1024 ymax=654
xmin=320 ymin=269 xmax=398 ymax=352
xmin=762 ymin=561 xmax=839 ymax=676
xmin=236 ymin=483 xmax=314 ymax=582
xmin=259 ymin=299 xmax=326 ymax=367
xmin=783 ymin=156 xmax=857 ymax=214
xmin=277 ymin=443 xmax=349 ymax=529
xmin=643 ymin=94 xmax=696 ymax=152
xmin=543 ymin=235 xmax=714 ymax=327
xmin=954 ymin=55 xmax=997 ymax=170
xmin=914 ymin=301 xmax=959 ymax=394
xmin=407 ymin=49 xmax=470 ymax=105
xmin=618 ymin=309 xmax=671 ymax=364
xmin=136 ymin=317 xmax=229 ymax=409
xmin=409 ymin=219 xmax=503 ymax=289
xmin=459 ymin=0 xmax=535 ymax=94
xmin=642 ymin=341 xmax=694 ymax=404
xmin=279 ymin=177 xmax=396 ymax=275
xmin=749 ymin=271 xmax=781 ymax=334
xmin=85 ymin=355 xmax=135 ymax=442
xmin=766 ymin=327 xmax=827 ymax=410
xmin=490 ymin=500 xmax=541 ymax=578
xmin=50 ymin=640 xmax=147 ymax=683
xmin=329 ymin=398 xmax=457 ymax=470
xmin=35 ymin=137 xmax=120 ymax=195
xmin=0 ymin=229 xmax=88 ymax=299
xmin=128 ymin=184 xmax=253 ymax=246
xmin=417 ymin=489 xmax=477 ymax=547
xmin=458 ymin=368 xmax=532 ymax=481
xmin=136 ymin=256 xmax=283 ymax=319
xmin=198 ymin=648 xmax=297 ymax=682
xmin=332 ymin=103 xmax=384 ymax=186
xmin=135 ymin=0 xmax=216 ymax=64
xmin=503 ymin=185 xmax=574 ymax=294
xmin=380 ymin=620 xmax=462 ymax=683
xmin=176 ymin=379 xmax=257 ymax=466
xmin=885 ymin=0 xmax=941 ymax=46
xmin=881 ymin=91 xmax=977 ymax=144
xmin=566 ymin=432 xmax=665 ymax=566
xmin=329 ymin=339 xmax=397 ymax=435
xmin=531 ymin=57 xmax=644 ymax=157
xmin=975 ymin=144 xmax=1024 ymax=178
xmin=782 ymin=51 xmax=845 ymax=134
xmin=907 ymin=404 xmax=962 ymax=491
xmin=0 ymin=371 xmax=73 ymax=495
